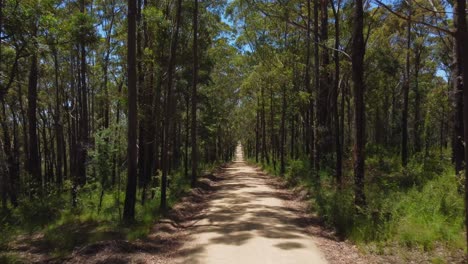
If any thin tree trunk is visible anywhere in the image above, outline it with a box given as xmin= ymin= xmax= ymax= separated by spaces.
xmin=77 ymin=0 xmax=89 ymax=186
xmin=305 ymin=0 xmax=312 ymax=162
xmin=413 ymin=49 xmax=422 ymax=153
xmin=312 ymin=0 xmax=319 ymax=171
xmin=191 ymin=0 xmax=199 ymax=187
xmin=185 ymin=95 xmax=190 ymax=179
xmin=255 ymin=98 xmax=260 ymax=163
xmin=123 ymin=0 xmax=138 ymax=223
xmin=261 ymin=85 xmax=268 ymax=164
xmin=52 ymin=47 xmax=64 ymax=187
xmin=401 ymin=1 xmax=411 ymax=167
xmin=161 ymin=0 xmax=182 ymax=211
xmin=352 ymin=0 xmax=366 ymax=209
xmin=1 ymin=100 xmax=18 ymax=207
xmin=280 ymin=84 xmax=286 ymax=175
xmin=270 ymin=87 xmax=276 ymax=170
xmin=331 ymin=0 xmax=342 ymax=185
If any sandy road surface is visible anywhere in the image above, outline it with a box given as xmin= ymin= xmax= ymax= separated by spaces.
xmin=174 ymin=146 xmax=328 ymax=264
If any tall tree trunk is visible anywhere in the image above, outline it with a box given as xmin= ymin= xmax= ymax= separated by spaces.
xmin=401 ymin=2 xmax=411 ymax=167
xmin=185 ymin=95 xmax=190 ymax=178
xmin=77 ymin=0 xmax=89 ymax=186
xmin=261 ymin=85 xmax=268 ymax=164
xmin=312 ymin=0 xmax=319 ymax=171
xmin=317 ymin=0 xmax=330 ymax=166
xmin=10 ymin=108 xmax=19 ymax=206
xmin=1 ymin=100 xmax=18 ymax=207
xmin=28 ymin=48 xmax=41 ymax=195
xmin=191 ymin=0 xmax=199 ymax=187
xmin=255 ymin=98 xmax=260 ymax=163
xmin=137 ymin=0 xmax=153 ymax=205
xmin=413 ymin=49 xmax=422 ymax=153
xmin=70 ymin=53 xmax=78 ymax=207
xmin=270 ymin=87 xmax=276 ymax=170
xmin=161 ymin=0 xmax=182 ymax=211
xmin=123 ymin=0 xmax=138 ymax=223
xmin=280 ymin=84 xmax=286 ymax=175
xmin=52 ymin=47 xmax=64 ymax=187
xmin=0 ymin=138 xmax=7 ymax=210
xmin=305 ymin=0 xmax=312 ymax=162
xmin=331 ymin=0 xmax=342 ymax=185
xmin=454 ymin=11 xmax=464 ymax=176
xmin=454 ymin=0 xmax=468 ymax=255
xmin=352 ymin=0 xmax=366 ymax=209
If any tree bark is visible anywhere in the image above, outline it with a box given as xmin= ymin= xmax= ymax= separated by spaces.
xmin=191 ymin=0 xmax=199 ymax=187
xmin=77 ymin=0 xmax=89 ymax=186
xmin=280 ymin=84 xmax=286 ymax=175
xmin=413 ymin=49 xmax=422 ymax=153
xmin=317 ymin=0 xmax=330 ymax=165
xmin=453 ymin=5 xmax=464 ymax=175
xmin=255 ymin=97 xmax=260 ymax=163
xmin=331 ymin=0 xmax=342 ymax=185
xmin=28 ymin=48 xmax=41 ymax=195
xmin=401 ymin=2 xmax=411 ymax=167
xmin=352 ymin=0 xmax=366 ymax=209
xmin=312 ymin=0 xmax=319 ymax=171
xmin=454 ymin=0 xmax=468 ymax=256
xmin=52 ymin=47 xmax=64 ymax=187
xmin=161 ymin=0 xmax=182 ymax=211
xmin=123 ymin=0 xmax=138 ymax=223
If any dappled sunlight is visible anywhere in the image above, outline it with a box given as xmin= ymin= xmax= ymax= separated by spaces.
xmin=173 ymin=146 xmax=327 ymax=264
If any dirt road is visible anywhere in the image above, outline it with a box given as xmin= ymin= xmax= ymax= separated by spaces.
xmin=174 ymin=146 xmax=328 ymax=264
xmin=61 ymin=145 xmax=368 ymax=264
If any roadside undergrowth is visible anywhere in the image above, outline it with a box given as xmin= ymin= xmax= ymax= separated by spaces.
xmin=0 ymin=161 xmax=223 ymax=261
xmin=249 ymin=148 xmax=466 ymax=263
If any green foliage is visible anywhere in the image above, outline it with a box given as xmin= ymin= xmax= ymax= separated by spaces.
xmin=315 ymin=187 xmax=356 ymax=239
xmin=254 ymin=152 xmax=465 ymax=253
xmin=70 ymin=13 xmax=99 ymax=45
xmin=393 ymin=173 xmax=464 ymax=250
xmin=0 ymin=160 xmax=221 ymax=256
xmin=89 ymin=126 xmax=120 ymax=188
xmin=285 ymin=159 xmax=310 ymax=186
xmin=13 ymin=197 xmax=65 ymax=232
xmin=0 ymin=253 xmax=25 ymax=264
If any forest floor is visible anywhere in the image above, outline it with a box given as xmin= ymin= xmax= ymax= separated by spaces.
xmin=5 ymin=150 xmax=374 ymax=264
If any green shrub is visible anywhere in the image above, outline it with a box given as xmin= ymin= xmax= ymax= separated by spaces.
xmin=0 ymin=253 xmax=24 ymax=264
xmin=392 ymin=172 xmax=464 ymax=250
xmin=14 ymin=197 xmax=65 ymax=232
xmin=255 ymin=151 xmax=465 ymax=252
xmin=315 ymin=187 xmax=355 ymax=238
xmin=285 ymin=159 xmax=309 ymax=186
